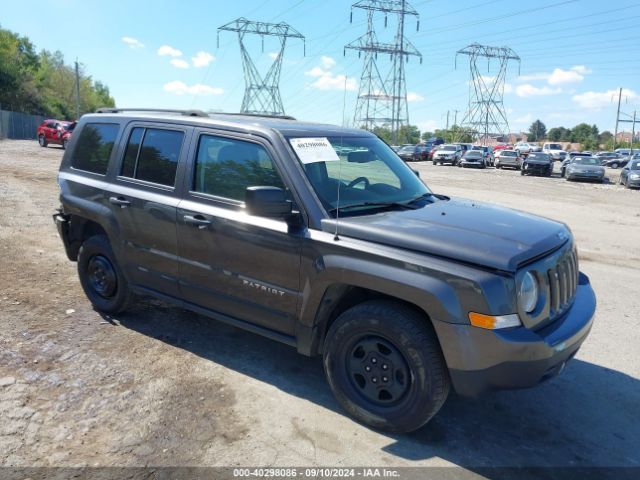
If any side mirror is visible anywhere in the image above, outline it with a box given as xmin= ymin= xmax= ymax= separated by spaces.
xmin=245 ymin=186 xmax=292 ymax=217
xmin=412 ymin=169 xmax=420 ymax=178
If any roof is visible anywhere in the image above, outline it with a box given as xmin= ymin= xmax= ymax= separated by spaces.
xmin=89 ymin=108 xmax=370 ymax=138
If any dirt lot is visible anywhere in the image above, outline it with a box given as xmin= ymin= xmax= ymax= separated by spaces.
xmin=0 ymin=140 xmax=639 ymax=472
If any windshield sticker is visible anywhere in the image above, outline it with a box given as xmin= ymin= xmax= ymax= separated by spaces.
xmin=289 ymin=137 xmax=340 ymax=164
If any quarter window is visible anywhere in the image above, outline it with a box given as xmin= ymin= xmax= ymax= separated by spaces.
xmin=120 ymin=128 xmax=184 ymax=187
xmin=70 ymin=123 xmax=119 ymax=175
xmin=193 ymin=135 xmax=285 ymax=201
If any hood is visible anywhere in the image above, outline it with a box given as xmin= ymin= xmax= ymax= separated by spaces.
xmin=525 ymin=157 xmax=552 ymax=164
xmin=569 ymin=164 xmax=604 ymax=171
xmin=321 ymin=198 xmax=569 ymax=272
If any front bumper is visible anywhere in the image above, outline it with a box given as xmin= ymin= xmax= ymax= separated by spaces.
xmin=433 ymin=272 xmax=596 ymax=397
xmin=460 ymin=160 xmax=483 ymax=167
xmin=567 ymin=171 xmax=604 ymax=181
xmin=523 ymin=162 xmax=552 ymax=174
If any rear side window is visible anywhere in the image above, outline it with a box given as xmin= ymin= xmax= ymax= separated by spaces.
xmin=193 ymin=135 xmax=284 ymax=201
xmin=120 ymin=127 xmax=184 ymax=187
xmin=71 ymin=123 xmax=119 ymax=175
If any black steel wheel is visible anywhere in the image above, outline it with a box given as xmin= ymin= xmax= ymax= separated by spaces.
xmin=323 ymin=300 xmax=450 ymax=433
xmin=38 ymin=135 xmax=47 ymax=147
xmin=77 ymin=235 xmax=133 ymax=313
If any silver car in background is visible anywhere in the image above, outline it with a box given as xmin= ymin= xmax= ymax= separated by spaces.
xmin=565 ymin=157 xmax=606 ymax=183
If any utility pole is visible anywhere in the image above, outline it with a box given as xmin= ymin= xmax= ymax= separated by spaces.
xmin=631 ymin=110 xmax=636 ymax=155
xmin=455 ymin=43 xmax=520 ymax=144
xmin=218 ymin=18 xmax=305 ymax=116
xmin=445 ymin=110 xmax=450 ymax=142
xmin=74 ymin=60 xmax=81 ymax=119
xmin=614 ymin=87 xmax=622 ymax=149
xmin=346 ymin=0 xmax=422 ymax=143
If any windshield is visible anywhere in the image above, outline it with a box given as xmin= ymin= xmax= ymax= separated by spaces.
xmin=502 ymin=151 xmax=517 ymax=157
xmin=547 ymin=144 xmax=561 ymax=150
xmin=440 ymin=145 xmax=456 ymax=151
xmin=574 ymin=158 xmax=599 ymax=166
xmin=464 ymin=151 xmax=482 ymax=158
xmin=399 ymin=146 xmax=415 ymax=153
xmin=290 ymin=136 xmax=431 ymax=216
xmin=629 ymin=161 xmax=640 ymax=170
xmin=528 ymin=153 xmax=550 ymax=160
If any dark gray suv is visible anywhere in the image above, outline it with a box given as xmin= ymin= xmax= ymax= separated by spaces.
xmin=54 ymin=109 xmax=596 ymax=433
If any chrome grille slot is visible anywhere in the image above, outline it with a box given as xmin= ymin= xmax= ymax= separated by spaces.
xmin=548 ymin=267 xmax=559 ymax=314
xmin=559 ymin=260 xmax=568 ymax=307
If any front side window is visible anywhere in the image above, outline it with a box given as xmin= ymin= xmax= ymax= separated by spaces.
xmin=193 ymin=135 xmax=285 ymax=201
xmin=120 ymin=127 xmax=184 ymax=187
xmin=71 ymin=123 xmax=119 ymax=175
xmin=290 ymin=136 xmax=431 ymax=216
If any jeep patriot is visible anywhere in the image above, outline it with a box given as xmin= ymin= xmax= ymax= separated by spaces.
xmin=54 ymin=108 xmax=596 ymax=433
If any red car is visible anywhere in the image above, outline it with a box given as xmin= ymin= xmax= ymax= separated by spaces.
xmin=492 ymin=144 xmax=512 ymax=152
xmin=37 ymin=120 xmax=76 ymax=149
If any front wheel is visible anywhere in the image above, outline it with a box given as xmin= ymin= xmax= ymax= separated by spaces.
xmin=520 ymin=168 xmax=525 ymax=176
xmin=323 ymin=301 xmax=450 ymax=433
xmin=610 ymin=162 xmax=619 ymax=169
xmin=38 ymin=135 xmax=47 ymax=147
xmin=77 ymin=235 xmax=133 ymax=314
xmin=62 ymin=138 xmax=68 ymax=150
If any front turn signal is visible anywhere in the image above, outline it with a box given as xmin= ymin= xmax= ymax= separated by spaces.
xmin=468 ymin=312 xmax=521 ymax=330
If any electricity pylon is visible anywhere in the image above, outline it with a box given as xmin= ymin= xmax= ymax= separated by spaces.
xmin=218 ymin=18 xmax=305 ymax=116
xmin=455 ymin=43 xmax=520 ymax=144
xmin=345 ymin=0 xmax=421 ymax=143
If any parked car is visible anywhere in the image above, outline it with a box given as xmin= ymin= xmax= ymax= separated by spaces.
xmin=618 ymin=159 xmax=640 ymax=189
xmin=595 ymin=152 xmax=620 ymax=165
xmin=530 ymin=143 xmax=543 ymax=153
xmin=542 ymin=143 xmax=567 ymax=161
xmin=521 ymin=152 xmax=553 ymax=177
xmin=603 ymin=155 xmax=631 ymax=169
xmin=397 ymin=145 xmax=429 ymax=162
xmin=458 ymin=150 xmax=486 ymax=168
xmin=470 ymin=145 xmax=495 ymax=166
xmin=564 ymin=157 xmax=606 ymax=183
xmin=390 ymin=145 xmax=401 ymax=153
xmin=432 ymin=144 xmax=462 ymax=165
xmin=560 ymin=154 xmax=592 ymax=177
xmin=455 ymin=143 xmax=473 ymax=154
xmin=54 ymin=107 xmax=596 ymax=433
xmin=514 ymin=142 xmax=533 ymax=156
xmin=495 ymin=150 xmax=522 ymax=170
xmin=492 ymin=144 xmax=512 ymax=152
xmin=37 ymin=119 xmax=76 ymax=149
xmin=614 ymin=148 xmax=631 ymax=156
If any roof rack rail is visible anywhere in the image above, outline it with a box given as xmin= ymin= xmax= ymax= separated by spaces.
xmin=95 ymin=108 xmax=209 ymax=118
xmin=211 ymin=112 xmax=297 ymax=121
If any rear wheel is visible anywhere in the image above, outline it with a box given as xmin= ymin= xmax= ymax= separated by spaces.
xmin=323 ymin=300 xmax=450 ymax=433
xmin=610 ymin=162 xmax=619 ymax=169
xmin=38 ymin=135 xmax=47 ymax=147
xmin=77 ymin=235 xmax=133 ymax=314
xmin=62 ymin=138 xmax=68 ymax=150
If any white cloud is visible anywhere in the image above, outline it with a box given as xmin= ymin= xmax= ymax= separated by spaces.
xmin=304 ymin=60 xmax=357 ymax=91
xmin=572 ymin=88 xmax=639 ymax=109
xmin=192 ymin=51 xmax=214 ymax=68
xmin=503 ymin=83 xmax=513 ymax=94
xmin=517 ymin=72 xmax=549 ymax=82
xmin=309 ymin=74 xmax=357 ymax=91
xmin=122 ymin=37 xmax=144 ymax=49
xmin=170 ymin=59 xmax=189 ymax=69
xmin=407 ymin=92 xmax=424 ymax=102
xmin=320 ymin=56 xmax=336 ymax=69
xmin=157 ymin=45 xmax=183 ymax=57
xmin=571 ymin=65 xmax=592 ymax=75
xmin=516 ymin=84 xmax=562 ymax=97
xmin=416 ymin=120 xmax=438 ymax=132
xmin=268 ymin=52 xmax=279 ymax=60
xmin=163 ymin=81 xmax=224 ymax=96
xmin=515 ymin=113 xmax=533 ymax=124
xmin=518 ymin=65 xmax=591 ymax=86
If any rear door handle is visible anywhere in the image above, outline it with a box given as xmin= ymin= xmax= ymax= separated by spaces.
xmin=183 ymin=214 xmax=212 ymax=229
xmin=109 ymin=196 xmax=131 ymax=208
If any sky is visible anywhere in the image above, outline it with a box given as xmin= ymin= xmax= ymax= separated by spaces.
xmin=2 ymin=0 xmax=640 ymax=135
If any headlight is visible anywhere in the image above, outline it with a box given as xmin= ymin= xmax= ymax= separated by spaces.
xmin=518 ymin=271 xmax=539 ymax=313
xmin=630 ymin=173 xmax=640 ymax=180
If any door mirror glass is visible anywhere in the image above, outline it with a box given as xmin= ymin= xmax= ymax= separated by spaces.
xmin=245 ymin=186 xmax=292 ymax=217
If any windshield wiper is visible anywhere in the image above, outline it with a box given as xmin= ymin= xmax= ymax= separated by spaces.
xmin=328 ymin=194 xmax=434 ymax=215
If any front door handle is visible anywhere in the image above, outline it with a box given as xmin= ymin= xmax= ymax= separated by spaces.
xmin=183 ymin=214 xmax=212 ymax=229
xmin=109 ymin=196 xmax=131 ymax=208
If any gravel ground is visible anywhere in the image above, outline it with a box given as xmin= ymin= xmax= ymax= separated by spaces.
xmin=0 ymin=140 xmax=639 ymax=472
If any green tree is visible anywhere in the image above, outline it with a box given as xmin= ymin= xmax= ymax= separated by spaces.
xmin=528 ymin=119 xmax=547 ymax=142
xmin=548 ymin=126 xmax=572 ymax=142
xmin=0 ymin=25 xmax=115 ymax=118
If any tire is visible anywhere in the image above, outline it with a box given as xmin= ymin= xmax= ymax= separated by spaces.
xmin=62 ymin=138 xmax=68 ymax=150
xmin=77 ymin=235 xmax=133 ymax=314
xmin=38 ymin=135 xmax=47 ymax=147
xmin=323 ymin=300 xmax=450 ymax=433
xmin=520 ymin=168 xmax=525 ymax=176
xmin=610 ymin=162 xmax=619 ymax=169
xmin=561 ymin=168 xmax=565 ymax=178
xmin=433 ymin=161 xmax=437 ymax=166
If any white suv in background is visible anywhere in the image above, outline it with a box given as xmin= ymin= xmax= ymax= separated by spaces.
xmin=543 ymin=142 xmax=567 ymax=161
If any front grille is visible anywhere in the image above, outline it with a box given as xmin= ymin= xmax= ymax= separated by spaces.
xmin=546 ymin=248 xmax=579 ymax=321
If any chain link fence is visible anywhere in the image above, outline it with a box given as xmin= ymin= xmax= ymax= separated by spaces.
xmin=0 ymin=108 xmax=46 ymax=140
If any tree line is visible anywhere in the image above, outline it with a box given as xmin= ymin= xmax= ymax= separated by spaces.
xmin=0 ymin=25 xmax=115 ymax=120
